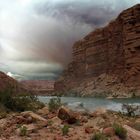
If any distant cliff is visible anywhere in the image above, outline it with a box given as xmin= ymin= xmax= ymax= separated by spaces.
xmin=21 ymin=80 xmax=54 ymax=95
xmin=55 ymin=4 xmax=140 ymax=97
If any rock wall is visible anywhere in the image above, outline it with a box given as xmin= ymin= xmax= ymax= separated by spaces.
xmin=55 ymin=4 xmax=140 ymax=97
xmin=21 ymin=80 xmax=54 ymax=95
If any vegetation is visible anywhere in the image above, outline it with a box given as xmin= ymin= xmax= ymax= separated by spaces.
xmin=0 ymin=88 xmax=44 ymax=112
xmin=113 ymin=123 xmax=127 ymax=139
xmin=48 ymin=120 xmax=53 ymax=126
xmin=122 ymin=104 xmax=139 ymax=117
xmin=48 ymin=97 xmax=62 ymax=112
xmin=61 ymin=125 xmax=69 ymax=136
xmin=20 ymin=126 xmax=27 ymax=136
xmin=91 ymin=132 xmax=108 ymax=140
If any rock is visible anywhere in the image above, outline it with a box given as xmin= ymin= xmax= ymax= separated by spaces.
xmin=37 ymin=106 xmax=49 ymax=116
xmin=58 ymin=106 xmax=78 ymax=124
xmin=103 ymin=127 xmax=115 ymax=137
xmin=23 ymin=124 xmax=38 ymax=133
xmin=51 ymin=117 xmax=62 ymax=126
xmin=21 ymin=111 xmax=47 ymax=122
xmin=111 ymin=136 xmax=121 ymax=140
xmin=85 ymin=127 xmax=93 ymax=134
xmin=123 ymin=125 xmax=140 ymax=140
xmin=54 ymin=135 xmax=64 ymax=140
xmin=92 ymin=108 xmax=107 ymax=117
xmin=55 ymin=4 xmax=140 ymax=97
xmin=80 ymin=116 xmax=88 ymax=123
xmin=16 ymin=124 xmax=38 ymax=136
xmin=0 ymin=118 xmax=8 ymax=128
xmin=15 ymin=116 xmax=27 ymax=124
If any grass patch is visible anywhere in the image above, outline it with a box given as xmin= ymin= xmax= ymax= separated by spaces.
xmin=20 ymin=126 xmax=27 ymax=136
xmin=113 ymin=123 xmax=127 ymax=139
xmin=91 ymin=132 xmax=108 ymax=140
xmin=61 ymin=125 xmax=69 ymax=136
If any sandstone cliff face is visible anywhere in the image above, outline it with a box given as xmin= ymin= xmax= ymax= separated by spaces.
xmin=55 ymin=4 xmax=140 ymax=97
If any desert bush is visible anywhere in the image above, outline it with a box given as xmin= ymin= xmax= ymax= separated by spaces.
xmin=48 ymin=97 xmax=61 ymax=112
xmin=91 ymin=132 xmax=108 ymax=140
xmin=0 ymin=88 xmax=44 ymax=112
xmin=61 ymin=125 xmax=69 ymax=136
xmin=113 ymin=123 xmax=127 ymax=139
xmin=122 ymin=104 xmax=139 ymax=117
xmin=20 ymin=126 xmax=27 ymax=136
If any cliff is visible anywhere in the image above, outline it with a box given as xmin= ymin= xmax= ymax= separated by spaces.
xmin=0 ymin=71 xmax=27 ymax=94
xmin=55 ymin=4 xmax=140 ymax=97
xmin=21 ymin=80 xmax=54 ymax=95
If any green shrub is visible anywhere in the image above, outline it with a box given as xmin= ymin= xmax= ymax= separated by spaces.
xmin=0 ymin=88 xmax=44 ymax=112
xmin=48 ymin=120 xmax=53 ymax=126
xmin=113 ymin=123 xmax=127 ymax=139
xmin=61 ymin=125 xmax=69 ymax=136
xmin=20 ymin=126 xmax=27 ymax=136
xmin=48 ymin=97 xmax=61 ymax=112
xmin=91 ymin=132 xmax=108 ymax=140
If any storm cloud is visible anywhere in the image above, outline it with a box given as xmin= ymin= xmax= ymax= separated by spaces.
xmin=0 ymin=0 xmax=139 ymax=80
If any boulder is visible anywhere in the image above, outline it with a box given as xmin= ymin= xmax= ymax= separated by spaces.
xmin=37 ymin=106 xmax=49 ymax=116
xmin=21 ymin=111 xmax=47 ymax=122
xmin=123 ymin=125 xmax=140 ymax=140
xmin=103 ymin=127 xmax=115 ymax=137
xmin=58 ymin=106 xmax=78 ymax=124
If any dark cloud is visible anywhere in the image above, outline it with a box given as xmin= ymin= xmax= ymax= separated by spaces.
xmin=0 ymin=0 xmax=139 ymax=80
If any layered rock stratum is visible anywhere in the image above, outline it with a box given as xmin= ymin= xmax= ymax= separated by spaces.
xmin=21 ymin=80 xmax=54 ymax=95
xmin=55 ymin=4 xmax=140 ymax=97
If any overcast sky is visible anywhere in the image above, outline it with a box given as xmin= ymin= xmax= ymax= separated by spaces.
xmin=0 ymin=0 xmax=139 ymax=80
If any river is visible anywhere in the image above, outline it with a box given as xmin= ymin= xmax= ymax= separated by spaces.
xmin=38 ymin=96 xmax=140 ymax=112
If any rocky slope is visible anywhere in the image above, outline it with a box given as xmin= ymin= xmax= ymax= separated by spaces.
xmin=0 ymin=71 xmax=26 ymax=94
xmin=0 ymin=72 xmax=25 ymax=93
xmin=55 ymin=4 xmax=140 ymax=97
xmin=21 ymin=80 xmax=54 ymax=95
xmin=0 ymin=106 xmax=140 ymax=140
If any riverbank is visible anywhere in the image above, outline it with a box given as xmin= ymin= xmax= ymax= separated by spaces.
xmin=0 ymin=104 xmax=140 ymax=140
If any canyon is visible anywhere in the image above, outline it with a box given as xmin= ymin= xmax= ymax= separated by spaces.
xmin=55 ymin=4 xmax=140 ymax=97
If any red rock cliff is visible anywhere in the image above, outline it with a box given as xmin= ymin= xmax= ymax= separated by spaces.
xmin=55 ymin=4 xmax=140 ymax=97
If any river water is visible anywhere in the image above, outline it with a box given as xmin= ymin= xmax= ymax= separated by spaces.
xmin=38 ymin=96 xmax=140 ymax=112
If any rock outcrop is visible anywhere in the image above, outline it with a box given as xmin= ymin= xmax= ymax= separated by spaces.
xmin=0 ymin=71 xmax=26 ymax=94
xmin=55 ymin=4 xmax=140 ymax=97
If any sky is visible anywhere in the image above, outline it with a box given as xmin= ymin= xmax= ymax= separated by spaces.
xmin=0 ymin=0 xmax=139 ymax=80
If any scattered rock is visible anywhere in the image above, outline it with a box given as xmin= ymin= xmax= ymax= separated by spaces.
xmin=85 ymin=127 xmax=94 ymax=134
xmin=103 ymin=127 xmax=115 ymax=137
xmin=37 ymin=106 xmax=49 ymax=116
xmin=21 ymin=111 xmax=47 ymax=122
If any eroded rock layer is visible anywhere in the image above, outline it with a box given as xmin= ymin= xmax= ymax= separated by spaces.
xmin=21 ymin=80 xmax=54 ymax=95
xmin=55 ymin=4 xmax=140 ymax=97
